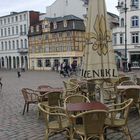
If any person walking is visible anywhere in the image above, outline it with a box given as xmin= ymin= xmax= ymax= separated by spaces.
xmin=17 ymin=68 xmax=21 ymax=78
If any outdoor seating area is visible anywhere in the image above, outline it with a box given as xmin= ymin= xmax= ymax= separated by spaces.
xmin=19 ymin=71 xmax=140 ymax=140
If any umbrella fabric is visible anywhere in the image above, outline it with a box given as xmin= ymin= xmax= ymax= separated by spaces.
xmin=81 ymin=0 xmax=118 ymax=81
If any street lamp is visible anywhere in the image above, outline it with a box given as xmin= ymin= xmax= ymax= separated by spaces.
xmin=116 ymin=0 xmax=128 ymax=72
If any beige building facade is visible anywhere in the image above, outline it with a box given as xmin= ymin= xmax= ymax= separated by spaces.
xmin=28 ymin=15 xmax=85 ymax=70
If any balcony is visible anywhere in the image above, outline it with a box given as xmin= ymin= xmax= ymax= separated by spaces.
xmin=17 ymin=48 xmax=28 ymax=53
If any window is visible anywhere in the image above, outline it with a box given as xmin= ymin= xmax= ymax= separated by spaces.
xmin=15 ymin=16 xmax=18 ymax=22
xmin=9 ymin=41 xmax=11 ymax=50
xmin=120 ymin=18 xmax=124 ymax=27
xmin=16 ymin=26 xmax=18 ymax=34
xmin=24 ymin=24 xmax=26 ymax=34
xmin=131 ymin=16 xmax=139 ymax=27
xmin=5 ymin=41 xmax=7 ymax=50
xmin=12 ymin=40 xmax=15 ymax=50
xmin=16 ymin=40 xmax=19 ymax=49
xmin=8 ymin=18 xmax=10 ymax=23
xmin=21 ymin=39 xmax=23 ymax=48
xmin=11 ymin=17 xmax=14 ymax=22
xmin=1 ymin=42 xmax=4 ymax=50
xmin=120 ymin=33 xmax=124 ymax=44
xmin=45 ymin=59 xmax=51 ymax=67
xmin=4 ymin=28 xmax=7 ymax=36
xmin=20 ymin=15 xmax=22 ymax=21
xmin=4 ymin=18 xmax=6 ymax=24
xmin=64 ymin=20 xmax=67 ymax=27
xmin=36 ymin=25 xmax=39 ymax=32
xmin=24 ymin=39 xmax=27 ymax=48
xmin=12 ymin=27 xmax=14 ymax=35
xmin=20 ymin=25 xmax=22 ymax=34
xmin=1 ymin=29 xmax=3 ymax=36
xmin=66 ymin=0 xmax=68 ymax=6
xmin=31 ymin=26 xmax=34 ymax=33
xmin=113 ymin=34 xmax=117 ymax=45
xmin=131 ymin=0 xmax=139 ymax=8
xmin=131 ymin=32 xmax=139 ymax=43
xmin=23 ymin=14 xmax=26 ymax=20
xmin=8 ymin=28 xmax=10 ymax=35
xmin=37 ymin=59 xmax=42 ymax=67
xmin=53 ymin=22 xmax=57 ymax=29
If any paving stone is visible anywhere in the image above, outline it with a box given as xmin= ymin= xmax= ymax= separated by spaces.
xmin=0 ymin=70 xmax=140 ymax=140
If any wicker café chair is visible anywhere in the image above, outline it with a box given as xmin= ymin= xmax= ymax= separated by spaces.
xmin=118 ymin=76 xmax=131 ymax=84
xmin=64 ymin=94 xmax=90 ymax=109
xmin=63 ymin=81 xmax=79 ymax=97
xmin=136 ymin=78 xmax=140 ymax=85
xmin=104 ymin=98 xmax=133 ymax=140
xmin=70 ymin=110 xmax=108 ymax=140
xmin=119 ymin=80 xmax=136 ymax=86
xmin=21 ymin=88 xmax=41 ymax=115
xmin=38 ymin=103 xmax=71 ymax=140
xmin=123 ymin=88 xmax=140 ymax=115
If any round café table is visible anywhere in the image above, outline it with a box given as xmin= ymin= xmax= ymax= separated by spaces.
xmin=66 ymin=101 xmax=108 ymax=112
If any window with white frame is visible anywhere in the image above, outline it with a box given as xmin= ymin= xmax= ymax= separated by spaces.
xmin=113 ymin=34 xmax=117 ymax=45
xmin=37 ymin=59 xmax=42 ymax=67
xmin=131 ymin=32 xmax=139 ymax=43
xmin=24 ymin=39 xmax=27 ymax=48
xmin=4 ymin=28 xmax=7 ymax=36
xmin=12 ymin=27 xmax=14 ymax=35
xmin=45 ymin=59 xmax=51 ymax=67
xmin=12 ymin=40 xmax=15 ymax=50
xmin=36 ymin=25 xmax=39 ymax=32
xmin=131 ymin=16 xmax=139 ymax=27
xmin=1 ymin=42 xmax=4 ymax=50
xmin=5 ymin=41 xmax=7 ymax=50
xmin=131 ymin=0 xmax=139 ymax=8
xmin=120 ymin=18 xmax=124 ymax=27
xmin=16 ymin=40 xmax=19 ymax=49
xmin=64 ymin=20 xmax=67 ymax=27
xmin=9 ymin=41 xmax=11 ymax=50
xmin=8 ymin=27 xmax=10 ymax=35
xmin=53 ymin=22 xmax=57 ymax=29
xmin=21 ymin=39 xmax=23 ymax=48
xmin=16 ymin=26 xmax=18 ymax=34
xmin=1 ymin=29 xmax=3 ymax=36
xmin=31 ymin=26 xmax=34 ymax=33
xmin=120 ymin=33 xmax=124 ymax=44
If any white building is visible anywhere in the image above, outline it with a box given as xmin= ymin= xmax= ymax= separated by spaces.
xmin=45 ymin=0 xmax=87 ymax=19
xmin=0 ymin=11 xmax=39 ymax=69
xmin=112 ymin=0 xmax=140 ymax=68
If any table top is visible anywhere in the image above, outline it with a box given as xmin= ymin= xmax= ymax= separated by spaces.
xmin=117 ymin=85 xmax=140 ymax=90
xmin=66 ymin=101 xmax=108 ymax=112
xmin=37 ymin=86 xmax=63 ymax=94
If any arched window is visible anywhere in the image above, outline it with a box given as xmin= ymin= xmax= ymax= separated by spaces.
xmin=131 ymin=16 xmax=139 ymax=27
xmin=21 ymin=39 xmax=23 ymax=48
xmin=24 ymin=39 xmax=27 ymax=48
xmin=120 ymin=18 xmax=124 ymax=27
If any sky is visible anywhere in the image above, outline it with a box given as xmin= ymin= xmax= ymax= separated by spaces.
xmin=0 ymin=0 xmax=119 ymax=17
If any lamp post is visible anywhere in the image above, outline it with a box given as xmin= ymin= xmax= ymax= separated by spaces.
xmin=116 ymin=0 xmax=128 ymax=72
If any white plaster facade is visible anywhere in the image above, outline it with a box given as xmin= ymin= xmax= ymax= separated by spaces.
xmin=45 ymin=0 xmax=87 ymax=19
xmin=0 ymin=11 xmax=38 ymax=69
xmin=112 ymin=0 xmax=140 ymax=68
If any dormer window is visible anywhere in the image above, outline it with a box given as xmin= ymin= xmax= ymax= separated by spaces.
xmin=36 ymin=25 xmax=39 ymax=32
xmin=64 ymin=20 xmax=67 ymax=27
xmin=31 ymin=26 xmax=34 ymax=33
xmin=53 ymin=22 xmax=57 ymax=29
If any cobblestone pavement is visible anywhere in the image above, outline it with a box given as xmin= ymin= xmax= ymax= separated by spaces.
xmin=0 ymin=70 xmax=140 ymax=140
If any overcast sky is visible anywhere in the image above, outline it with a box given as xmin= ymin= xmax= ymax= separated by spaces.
xmin=0 ymin=0 xmax=118 ymax=17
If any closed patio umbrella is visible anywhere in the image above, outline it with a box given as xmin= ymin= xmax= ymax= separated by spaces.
xmin=81 ymin=0 xmax=118 ymax=101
